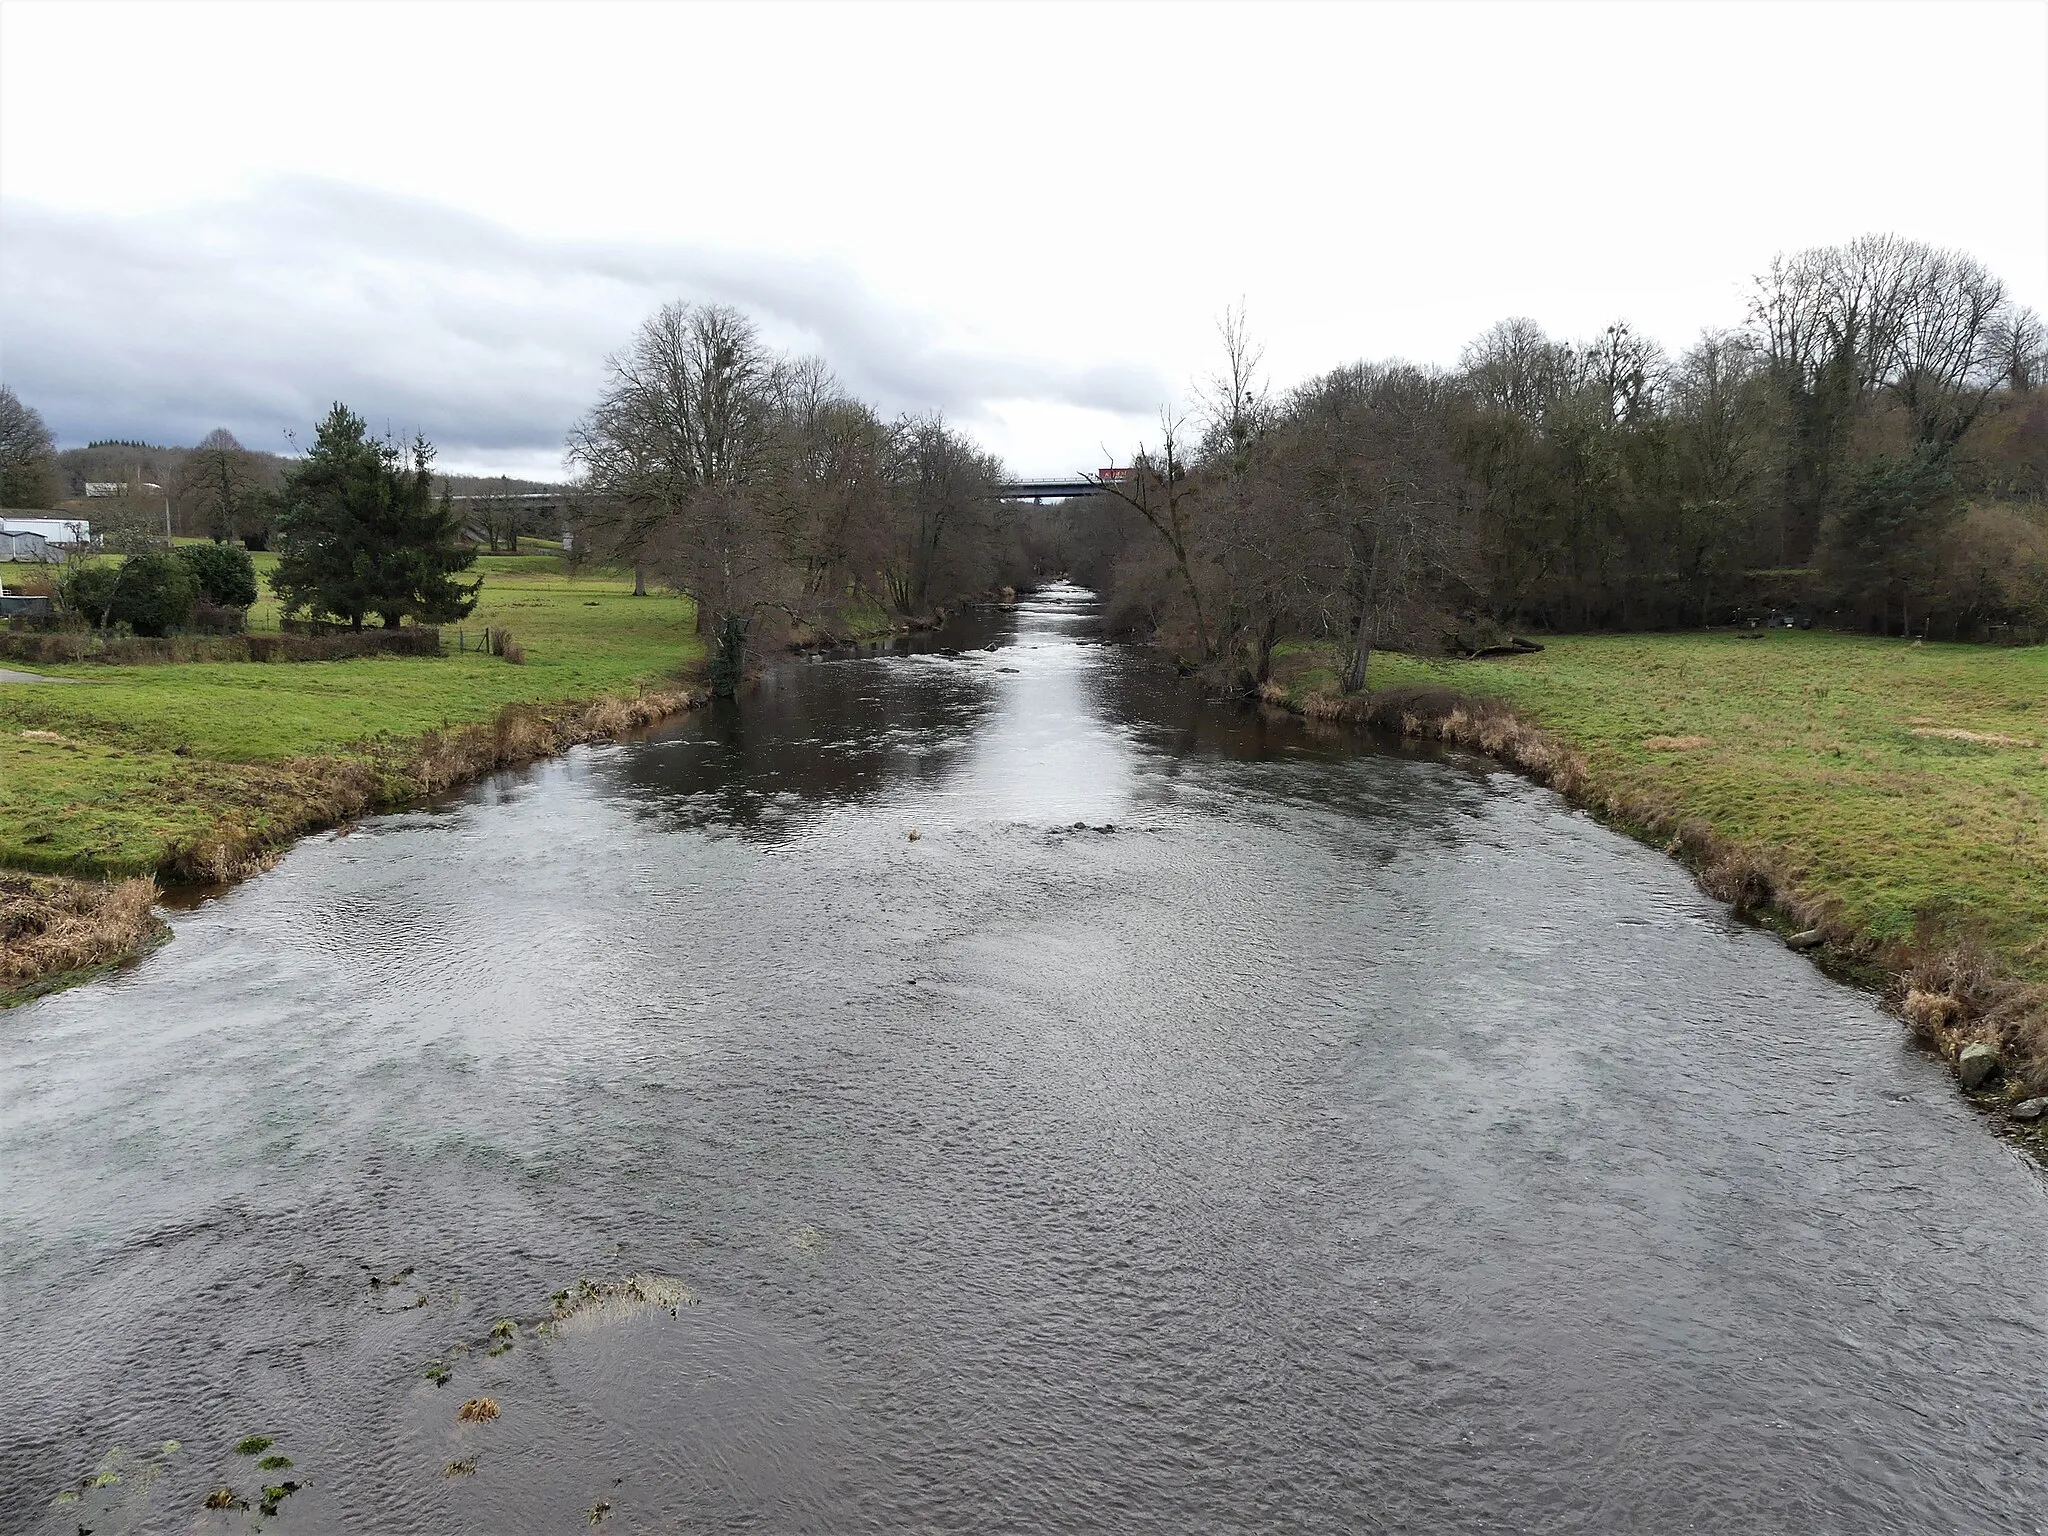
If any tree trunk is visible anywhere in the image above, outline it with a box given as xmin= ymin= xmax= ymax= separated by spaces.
xmin=1343 ymin=613 xmax=1373 ymax=694
xmin=632 ymin=564 xmax=647 ymax=597
xmin=1342 ymin=528 xmax=1382 ymax=694
xmin=1254 ymin=610 xmax=1279 ymax=686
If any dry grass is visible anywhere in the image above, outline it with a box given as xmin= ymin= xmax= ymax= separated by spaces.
xmin=1642 ymin=734 xmax=1712 ymax=751
xmin=455 ymin=1397 xmax=499 ymax=1424
xmin=409 ymin=687 xmax=697 ymax=797
xmin=0 ymin=872 xmax=162 ymax=993
xmin=1357 ymin=684 xmax=1591 ymax=801
xmin=1909 ymin=727 xmax=2037 ymax=747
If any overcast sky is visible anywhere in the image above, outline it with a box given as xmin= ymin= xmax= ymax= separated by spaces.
xmin=2 ymin=1 xmax=2044 ymax=478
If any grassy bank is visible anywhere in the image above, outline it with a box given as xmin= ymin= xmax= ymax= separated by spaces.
xmin=1265 ymin=631 xmax=2048 ymax=1129
xmin=1 ymin=556 xmax=703 ymax=879
xmin=1 ymin=557 xmax=704 ymax=1000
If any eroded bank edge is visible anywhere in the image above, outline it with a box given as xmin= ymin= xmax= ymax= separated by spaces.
xmin=1 ymin=684 xmax=706 ymax=1007
xmin=1259 ymin=677 xmax=2048 ymax=1162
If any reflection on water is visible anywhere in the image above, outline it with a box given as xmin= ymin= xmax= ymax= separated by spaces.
xmin=2 ymin=584 xmax=2043 ymax=1534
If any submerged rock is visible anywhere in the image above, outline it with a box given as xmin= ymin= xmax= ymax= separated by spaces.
xmin=1957 ymin=1043 xmax=2001 ymax=1091
xmin=2009 ymin=1097 xmax=2047 ymax=1122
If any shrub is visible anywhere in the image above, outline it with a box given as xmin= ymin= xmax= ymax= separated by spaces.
xmin=59 ymin=554 xmax=197 ymax=637
xmin=175 ymin=542 xmax=259 ymax=608
xmin=190 ymin=601 xmax=248 ymax=635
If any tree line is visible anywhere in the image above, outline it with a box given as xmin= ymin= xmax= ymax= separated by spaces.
xmin=9 ymin=230 xmax=2041 ymax=677
xmin=1056 ymin=234 xmax=2046 ymax=689
xmin=565 ymin=301 xmax=1040 ymax=692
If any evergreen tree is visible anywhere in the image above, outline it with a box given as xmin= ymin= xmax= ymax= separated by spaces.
xmin=270 ymin=405 xmax=480 ymax=629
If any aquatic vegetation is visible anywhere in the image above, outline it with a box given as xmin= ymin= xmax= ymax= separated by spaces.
xmin=457 ymin=1396 xmax=500 ymax=1423
xmin=50 ymin=1440 xmax=181 ymax=1514
xmin=258 ymin=1480 xmax=301 ymax=1517
xmin=550 ymin=1273 xmax=696 ymax=1324
xmin=203 ymin=1486 xmax=248 ymax=1510
xmin=490 ymin=1317 xmax=516 ymax=1338
xmin=587 ymin=1499 xmax=612 ymax=1523
xmin=425 ymin=1360 xmax=452 ymax=1385
xmin=257 ymin=1453 xmax=293 ymax=1470
xmin=233 ymin=1434 xmax=274 ymax=1456
xmin=445 ymin=1457 xmax=478 ymax=1478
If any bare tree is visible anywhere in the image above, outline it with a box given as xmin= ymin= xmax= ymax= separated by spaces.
xmin=178 ymin=427 xmax=261 ymax=541
xmin=1881 ymin=244 xmax=2016 ymax=454
xmin=1092 ymin=408 xmax=1212 ymax=657
xmin=567 ymin=301 xmax=773 ymax=598
xmin=0 ymin=385 xmax=58 ymax=508
xmin=1284 ymin=364 xmax=1464 ymax=691
xmin=877 ymin=414 xmax=1000 ymax=615
xmin=1197 ymin=301 xmax=1272 ymax=472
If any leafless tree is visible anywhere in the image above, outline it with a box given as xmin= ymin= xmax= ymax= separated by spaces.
xmin=877 ymin=414 xmax=1001 ymax=615
xmin=1881 ymin=244 xmax=2016 ymax=454
xmin=0 ymin=385 xmax=58 ymax=508
xmin=177 ymin=427 xmax=261 ymax=541
xmin=567 ymin=301 xmax=773 ymax=597
xmin=1092 ymin=408 xmax=1212 ymax=657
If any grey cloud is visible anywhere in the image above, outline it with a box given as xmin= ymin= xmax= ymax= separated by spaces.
xmin=0 ymin=178 xmax=1168 ymax=472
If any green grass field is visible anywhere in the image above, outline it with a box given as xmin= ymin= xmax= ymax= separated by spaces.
xmin=1272 ymin=633 xmax=2048 ymax=980
xmin=1 ymin=555 xmax=701 ymax=876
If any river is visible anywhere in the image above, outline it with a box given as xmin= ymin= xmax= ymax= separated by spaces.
xmin=2 ymin=584 xmax=2043 ymax=1533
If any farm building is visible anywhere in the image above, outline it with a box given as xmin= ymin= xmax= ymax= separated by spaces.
xmin=0 ymin=517 xmax=91 ymax=559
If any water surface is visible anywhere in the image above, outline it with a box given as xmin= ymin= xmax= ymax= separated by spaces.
xmin=4 ymin=585 xmax=2043 ymax=1533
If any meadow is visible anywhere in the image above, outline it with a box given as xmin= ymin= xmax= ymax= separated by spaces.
xmin=0 ymin=554 xmax=702 ymax=878
xmin=1273 ymin=632 xmax=2048 ymax=985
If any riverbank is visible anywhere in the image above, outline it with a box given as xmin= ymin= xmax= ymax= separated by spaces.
xmin=1 ymin=558 xmax=705 ymax=1002
xmin=1259 ymin=632 xmax=2048 ymax=1146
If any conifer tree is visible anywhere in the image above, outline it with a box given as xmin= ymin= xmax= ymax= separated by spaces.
xmin=270 ymin=404 xmax=480 ymax=629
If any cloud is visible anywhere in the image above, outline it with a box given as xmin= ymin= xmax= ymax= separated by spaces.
xmin=0 ymin=178 xmax=1168 ymax=474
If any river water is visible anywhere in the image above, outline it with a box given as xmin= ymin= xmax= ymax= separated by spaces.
xmin=2 ymin=584 xmax=2043 ymax=1534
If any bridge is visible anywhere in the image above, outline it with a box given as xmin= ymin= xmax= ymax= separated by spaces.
xmin=993 ymin=477 xmax=1112 ymax=501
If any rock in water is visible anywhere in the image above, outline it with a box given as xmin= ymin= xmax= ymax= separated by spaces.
xmin=1957 ymin=1043 xmax=2000 ymax=1091
xmin=2009 ymin=1098 xmax=2047 ymax=1122
xmin=1786 ymin=928 xmax=1826 ymax=951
